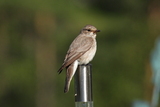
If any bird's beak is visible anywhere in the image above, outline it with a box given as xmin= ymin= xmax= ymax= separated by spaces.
xmin=93 ymin=30 xmax=100 ymax=33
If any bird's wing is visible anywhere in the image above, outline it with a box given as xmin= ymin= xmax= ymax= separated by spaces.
xmin=58 ymin=35 xmax=93 ymax=74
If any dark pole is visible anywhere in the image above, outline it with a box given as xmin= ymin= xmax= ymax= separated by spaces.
xmin=74 ymin=64 xmax=93 ymax=107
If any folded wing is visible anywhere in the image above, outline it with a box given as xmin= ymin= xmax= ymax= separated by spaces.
xmin=58 ymin=35 xmax=93 ymax=74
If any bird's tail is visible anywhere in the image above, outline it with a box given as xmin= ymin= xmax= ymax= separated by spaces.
xmin=64 ymin=77 xmax=71 ymax=93
xmin=64 ymin=60 xmax=78 ymax=93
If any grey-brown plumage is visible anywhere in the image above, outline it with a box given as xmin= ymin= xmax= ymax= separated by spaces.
xmin=58 ymin=25 xmax=100 ymax=93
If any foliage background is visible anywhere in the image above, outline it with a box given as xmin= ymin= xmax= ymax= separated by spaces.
xmin=0 ymin=0 xmax=160 ymax=107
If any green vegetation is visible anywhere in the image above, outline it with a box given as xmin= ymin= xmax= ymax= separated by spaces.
xmin=0 ymin=0 xmax=159 ymax=107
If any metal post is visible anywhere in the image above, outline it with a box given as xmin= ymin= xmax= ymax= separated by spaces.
xmin=74 ymin=64 xmax=93 ymax=107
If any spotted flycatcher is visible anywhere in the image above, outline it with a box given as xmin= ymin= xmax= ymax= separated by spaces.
xmin=58 ymin=25 xmax=100 ymax=93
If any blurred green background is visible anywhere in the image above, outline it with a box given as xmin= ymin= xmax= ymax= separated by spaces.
xmin=0 ymin=0 xmax=160 ymax=107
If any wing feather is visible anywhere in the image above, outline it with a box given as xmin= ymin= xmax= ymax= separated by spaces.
xmin=58 ymin=35 xmax=93 ymax=73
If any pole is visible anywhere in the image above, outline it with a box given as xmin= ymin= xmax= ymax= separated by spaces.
xmin=74 ymin=64 xmax=93 ymax=107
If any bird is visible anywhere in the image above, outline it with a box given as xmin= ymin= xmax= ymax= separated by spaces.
xmin=58 ymin=25 xmax=100 ymax=93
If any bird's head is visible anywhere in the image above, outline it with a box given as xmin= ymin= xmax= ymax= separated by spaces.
xmin=81 ymin=25 xmax=100 ymax=36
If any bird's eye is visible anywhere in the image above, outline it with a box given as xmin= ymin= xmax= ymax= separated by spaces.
xmin=87 ymin=29 xmax=91 ymax=31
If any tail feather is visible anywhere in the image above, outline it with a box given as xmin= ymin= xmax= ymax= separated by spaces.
xmin=64 ymin=77 xmax=71 ymax=93
xmin=63 ymin=60 xmax=78 ymax=93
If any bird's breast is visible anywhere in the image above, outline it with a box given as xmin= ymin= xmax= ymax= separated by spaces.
xmin=78 ymin=41 xmax=97 ymax=65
